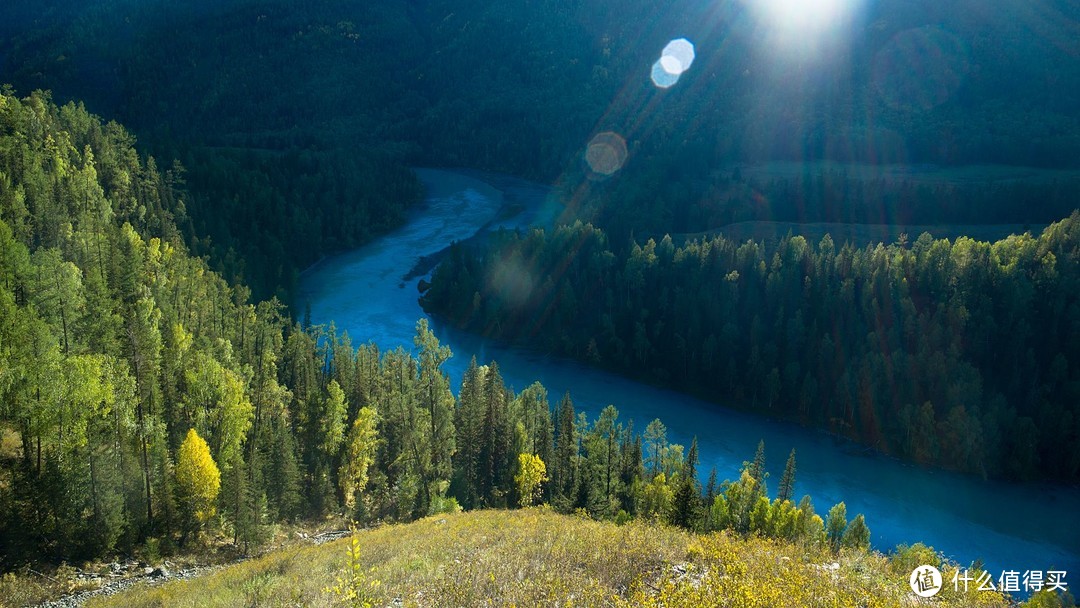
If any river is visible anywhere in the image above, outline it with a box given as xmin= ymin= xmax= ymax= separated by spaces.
xmin=297 ymin=168 xmax=1080 ymax=587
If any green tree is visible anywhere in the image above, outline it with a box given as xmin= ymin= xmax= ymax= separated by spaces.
xmin=842 ymin=513 xmax=871 ymax=551
xmin=414 ymin=319 xmax=456 ymax=508
xmin=584 ymin=405 xmax=622 ymax=516
xmin=641 ymin=472 xmax=674 ymax=522
xmin=322 ymin=380 xmax=348 ymax=459
xmin=706 ymin=493 xmax=730 ymax=531
xmin=550 ymin=392 xmax=578 ymax=510
xmin=825 ymin=502 xmax=848 ymax=554
xmin=671 ymin=437 xmax=701 ymax=530
xmin=777 ymin=449 xmax=796 ymax=504
xmin=451 ymin=357 xmax=485 ymax=509
xmin=643 ymin=418 xmax=667 ymax=477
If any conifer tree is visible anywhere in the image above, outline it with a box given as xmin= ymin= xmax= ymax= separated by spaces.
xmin=551 ymin=392 xmax=578 ymax=510
xmin=671 ymin=437 xmax=701 ymax=530
xmin=777 ymin=449 xmax=797 ymax=504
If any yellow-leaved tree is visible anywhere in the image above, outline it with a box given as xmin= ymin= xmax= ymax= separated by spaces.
xmin=176 ymin=428 xmax=221 ymax=536
xmin=339 ymin=406 xmax=380 ymax=511
xmin=514 ymin=453 xmax=548 ymax=507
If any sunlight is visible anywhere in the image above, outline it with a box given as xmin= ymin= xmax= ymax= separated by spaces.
xmin=755 ymin=0 xmax=852 ymax=31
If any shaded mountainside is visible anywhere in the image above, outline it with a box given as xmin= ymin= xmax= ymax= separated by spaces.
xmin=85 ymin=509 xmax=1040 ymax=608
xmin=2 ymin=0 xmax=1079 ymax=296
xmin=3 ymin=0 xmax=1078 ymax=171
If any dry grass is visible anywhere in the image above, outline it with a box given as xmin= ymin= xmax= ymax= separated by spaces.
xmin=86 ymin=508 xmax=1022 ymax=608
xmin=624 ymin=533 xmax=1014 ymax=608
xmin=87 ymin=508 xmax=688 ymax=607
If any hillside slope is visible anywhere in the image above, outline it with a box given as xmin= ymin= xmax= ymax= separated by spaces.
xmin=86 ymin=508 xmax=1031 ymax=608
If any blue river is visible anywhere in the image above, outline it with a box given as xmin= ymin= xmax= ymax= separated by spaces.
xmin=297 ymin=168 xmax=1080 ymax=589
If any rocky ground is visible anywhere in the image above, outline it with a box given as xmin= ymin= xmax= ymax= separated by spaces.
xmin=34 ymin=530 xmax=350 ymax=608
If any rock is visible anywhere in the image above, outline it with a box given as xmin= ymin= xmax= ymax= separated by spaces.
xmin=143 ymin=567 xmax=155 ymax=575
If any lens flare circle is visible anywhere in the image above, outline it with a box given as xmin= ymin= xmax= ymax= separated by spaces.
xmin=873 ymin=26 xmax=969 ymax=112
xmin=661 ymin=38 xmax=695 ymax=74
xmin=585 ymin=132 xmax=628 ymax=176
xmin=660 ymin=54 xmax=684 ymax=75
xmin=650 ymin=60 xmax=681 ymax=88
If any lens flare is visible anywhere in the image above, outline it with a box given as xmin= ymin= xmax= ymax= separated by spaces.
xmin=651 ymin=38 xmax=695 ymax=88
xmin=651 ymin=60 xmax=681 ymax=88
xmin=660 ymin=54 xmax=684 ymax=75
xmin=585 ymin=132 xmax=628 ymax=176
xmin=873 ymin=26 xmax=969 ymax=112
xmin=661 ymin=38 xmax=695 ymax=74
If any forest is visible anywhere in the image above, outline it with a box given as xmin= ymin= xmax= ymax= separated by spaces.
xmin=421 ymin=216 xmax=1080 ymax=482
xmin=0 ymin=0 xmax=1078 ymax=602
xmin=0 ymin=90 xmax=870 ymax=572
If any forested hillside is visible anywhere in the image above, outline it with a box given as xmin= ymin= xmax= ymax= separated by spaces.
xmin=2 ymin=0 xmax=1079 ymax=298
xmin=1 ymin=91 xmax=871 ymax=574
xmin=421 ymin=217 xmax=1080 ymax=481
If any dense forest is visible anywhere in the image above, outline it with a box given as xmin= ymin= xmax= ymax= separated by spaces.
xmin=0 ymin=90 xmax=868 ymax=571
xmin=2 ymin=0 xmax=1079 ymax=299
xmin=1 ymin=0 xmax=1079 ymax=600
xmin=421 ymin=216 xmax=1080 ymax=482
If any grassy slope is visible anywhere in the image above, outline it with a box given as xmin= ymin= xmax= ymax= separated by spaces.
xmin=87 ymin=509 xmax=1019 ymax=608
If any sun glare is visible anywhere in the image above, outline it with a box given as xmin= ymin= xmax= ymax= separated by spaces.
xmin=756 ymin=0 xmax=852 ymax=31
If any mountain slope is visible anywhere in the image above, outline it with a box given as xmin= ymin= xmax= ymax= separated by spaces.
xmin=85 ymin=508 xmax=1028 ymax=608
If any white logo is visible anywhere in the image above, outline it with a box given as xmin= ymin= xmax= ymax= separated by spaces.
xmin=910 ymin=565 xmax=943 ymax=597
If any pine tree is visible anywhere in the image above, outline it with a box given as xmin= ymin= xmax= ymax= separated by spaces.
xmin=777 ymin=449 xmax=796 ymax=504
xmin=748 ymin=440 xmax=766 ymax=483
xmin=264 ymin=419 xmax=302 ymax=520
xmin=551 ymin=392 xmax=577 ymax=510
xmin=414 ymin=319 xmax=455 ymax=509
xmin=671 ymin=437 xmax=701 ymax=530
xmin=584 ymin=405 xmax=621 ymax=516
xmin=451 ymin=357 xmax=484 ymax=509
xmin=705 ymin=467 xmax=718 ymax=506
